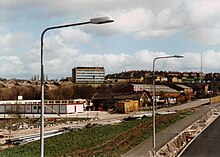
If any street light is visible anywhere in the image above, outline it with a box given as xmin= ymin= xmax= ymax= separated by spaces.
xmin=152 ymin=55 xmax=183 ymax=156
xmin=40 ymin=16 xmax=113 ymax=157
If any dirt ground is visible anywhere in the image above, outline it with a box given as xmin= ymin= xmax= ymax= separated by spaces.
xmin=0 ymin=111 xmax=128 ymax=148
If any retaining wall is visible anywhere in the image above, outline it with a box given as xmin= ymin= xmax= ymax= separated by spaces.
xmin=210 ymin=95 xmax=220 ymax=104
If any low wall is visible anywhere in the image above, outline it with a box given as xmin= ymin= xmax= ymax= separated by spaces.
xmin=210 ymin=96 xmax=220 ymax=104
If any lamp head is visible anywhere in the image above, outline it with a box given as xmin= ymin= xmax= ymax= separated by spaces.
xmin=90 ymin=16 xmax=114 ymax=24
xmin=173 ymin=55 xmax=184 ymax=58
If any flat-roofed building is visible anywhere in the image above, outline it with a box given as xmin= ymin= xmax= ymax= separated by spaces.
xmin=72 ymin=67 xmax=105 ymax=83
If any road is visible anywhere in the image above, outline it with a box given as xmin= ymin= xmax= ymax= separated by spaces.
xmin=156 ymin=99 xmax=209 ymax=112
xmin=180 ymin=115 xmax=220 ymax=157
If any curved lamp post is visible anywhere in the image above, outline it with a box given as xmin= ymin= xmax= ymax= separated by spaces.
xmin=152 ymin=55 xmax=183 ymax=156
xmin=40 ymin=16 xmax=114 ymax=157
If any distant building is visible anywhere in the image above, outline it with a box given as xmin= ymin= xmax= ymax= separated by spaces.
xmin=91 ymin=91 xmax=151 ymax=111
xmin=170 ymin=77 xmax=182 ymax=83
xmin=155 ymin=76 xmax=168 ymax=82
xmin=129 ymin=77 xmax=144 ymax=83
xmin=72 ymin=67 xmax=105 ymax=83
xmin=116 ymin=84 xmax=179 ymax=96
xmin=175 ymin=84 xmax=193 ymax=95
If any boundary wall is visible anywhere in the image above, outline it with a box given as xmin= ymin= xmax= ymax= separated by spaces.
xmin=210 ymin=95 xmax=220 ymax=104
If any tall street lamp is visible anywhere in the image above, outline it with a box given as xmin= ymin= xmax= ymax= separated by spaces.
xmin=40 ymin=16 xmax=114 ymax=157
xmin=152 ymin=55 xmax=183 ymax=156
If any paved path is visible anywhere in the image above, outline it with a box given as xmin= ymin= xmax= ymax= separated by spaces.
xmin=123 ymin=99 xmax=217 ymax=157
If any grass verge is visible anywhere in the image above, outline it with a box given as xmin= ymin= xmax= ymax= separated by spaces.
xmin=0 ymin=110 xmax=193 ymax=157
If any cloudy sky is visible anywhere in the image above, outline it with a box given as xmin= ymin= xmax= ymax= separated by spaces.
xmin=1 ymin=0 xmax=220 ymax=79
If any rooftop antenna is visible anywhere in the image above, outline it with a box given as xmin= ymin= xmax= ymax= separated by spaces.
xmin=200 ymin=52 xmax=203 ymax=82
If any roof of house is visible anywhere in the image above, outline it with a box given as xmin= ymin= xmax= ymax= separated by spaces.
xmin=92 ymin=92 xmax=150 ymax=101
xmin=175 ymin=84 xmax=192 ymax=89
xmin=7 ymin=80 xmax=20 ymax=88
xmin=113 ymin=92 xmax=149 ymax=100
xmin=44 ymin=84 xmax=58 ymax=90
xmin=7 ymin=80 xmax=17 ymax=85
xmin=0 ymin=82 xmax=6 ymax=88
xmin=132 ymin=84 xmax=178 ymax=93
xmin=91 ymin=93 xmax=116 ymax=100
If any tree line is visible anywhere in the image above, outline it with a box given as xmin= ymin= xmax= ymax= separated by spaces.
xmin=0 ymin=83 xmax=128 ymax=100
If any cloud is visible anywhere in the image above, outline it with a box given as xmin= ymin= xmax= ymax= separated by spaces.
xmin=41 ymin=28 xmax=90 ymax=60
xmin=183 ymin=0 xmax=220 ymax=45
xmin=90 ymin=7 xmax=184 ymax=38
xmin=44 ymin=49 xmax=220 ymax=78
xmin=0 ymin=30 xmax=33 ymax=55
xmin=0 ymin=56 xmax=25 ymax=78
xmin=1 ymin=0 xmax=220 ymax=79
xmin=2 ymin=0 xmax=220 ymax=45
xmin=109 ymin=8 xmax=153 ymax=34
xmin=202 ymin=51 xmax=220 ymax=70
xmin=87 ymin=6 xmax=188 ymax=39
xmin=0 ymin=28 xmax=89 ymax=79
xmin=59 ymin=28 xmax=91 ymax=45
xmin=1 ymin=40 xmax=220 ymax=79
xmin=185 ymin=0 xmax=220 ymax=25
xmin=187 ymin=27 xmax=220 ymax=45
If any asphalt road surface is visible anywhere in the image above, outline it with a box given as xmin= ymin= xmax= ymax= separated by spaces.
xmin=180 ymin=115 xmax=220 ymax=157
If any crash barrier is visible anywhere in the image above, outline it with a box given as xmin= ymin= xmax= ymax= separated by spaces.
xmin=153 ymin=106 xmax=220 ymax=157
xmin=210 ymin=95 xmax=220 ymax=104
